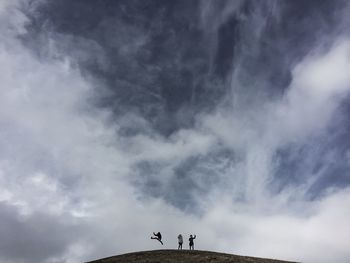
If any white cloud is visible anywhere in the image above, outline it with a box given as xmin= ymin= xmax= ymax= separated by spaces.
xmin=271 ymin=39 xmax=350 ymax=144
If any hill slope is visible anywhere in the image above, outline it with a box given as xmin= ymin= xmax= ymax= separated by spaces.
xmin=86 ymin=250 xmax=298 ymax=263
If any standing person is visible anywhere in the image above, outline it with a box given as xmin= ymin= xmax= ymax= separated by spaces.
xmin=151 ymin=232 xmax=163 ymax=245
xmin=177 ymin=234 xmax=183 ymax=250
xmin=189 ymin=234 xmax=196 ymax=250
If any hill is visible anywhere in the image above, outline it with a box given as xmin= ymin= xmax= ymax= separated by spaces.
xmin=86 ymin=249 xmax=298 ymax=263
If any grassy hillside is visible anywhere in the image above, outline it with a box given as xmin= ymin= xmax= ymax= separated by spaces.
xmin=86 ymin=249 xmax=298 ymax=263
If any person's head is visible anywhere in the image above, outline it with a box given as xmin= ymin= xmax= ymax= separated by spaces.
xmin=190 ymin=235 xmax=193 ymax=238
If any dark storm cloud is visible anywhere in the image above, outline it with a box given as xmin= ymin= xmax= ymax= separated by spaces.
xmin=22 ymin=0 xmax=345 ymax=120
xmin=133 ymin=148 xmax=238 ymax=212
xmin=0 ymin=202 xmax=84 ymax=263
xmin=272 ymin=130 xmax=350 ymax=200
xmin=23 ymin=0 xmax=224 ymax=134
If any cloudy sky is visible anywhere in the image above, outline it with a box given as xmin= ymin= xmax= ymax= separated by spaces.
xmin=1 ymin=1 xmax=350 ymax=262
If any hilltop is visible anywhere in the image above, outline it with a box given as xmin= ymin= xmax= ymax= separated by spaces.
xmin=86 ymin=249 xmax=298 ymax=263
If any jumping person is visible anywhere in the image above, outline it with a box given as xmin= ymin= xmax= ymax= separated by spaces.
xmin=151 ymin=232 xmax=163 ymax=245
xmin=189 ymin=234 xmax=196 ymax=250
xmin=177 ymin=234 xmax=183 ymax=250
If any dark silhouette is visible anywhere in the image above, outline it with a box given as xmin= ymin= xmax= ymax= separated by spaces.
xmin=177 ymin=234 xmax=183 ymax=250
xmin=189 ymin=234 xmax=196 ymax=250
xmin=151 ymin=232 xmax=163 ymax=245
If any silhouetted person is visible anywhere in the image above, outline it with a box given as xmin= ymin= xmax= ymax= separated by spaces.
xmin=189 ymin=234 xmax=196 ymax=250
xmin=151 ymin=232 xmax=163 ymax=245
xmin=178 ymin=234 xmax=183 ymax=250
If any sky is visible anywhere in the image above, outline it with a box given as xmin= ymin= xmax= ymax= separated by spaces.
xmin=1 ymin=1 xmax=350 ymax=262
